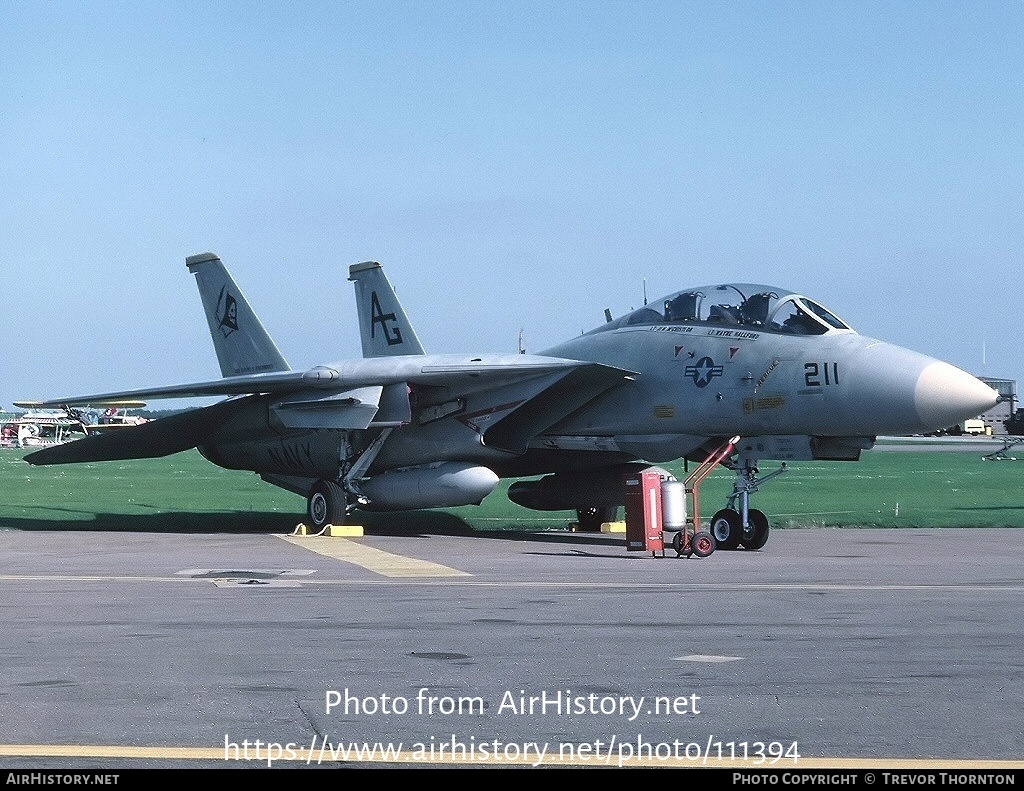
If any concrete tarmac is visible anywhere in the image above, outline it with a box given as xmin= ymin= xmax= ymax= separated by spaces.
xmin=1 ymin=523 xmax=1023 ymax=770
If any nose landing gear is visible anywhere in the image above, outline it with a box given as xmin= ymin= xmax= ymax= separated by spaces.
xmin=710 ymin=456 xmax=787 ymax=551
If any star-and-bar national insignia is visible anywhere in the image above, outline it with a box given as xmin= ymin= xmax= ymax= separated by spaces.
xmin=684 ymin=356 xmax=724 ymax=388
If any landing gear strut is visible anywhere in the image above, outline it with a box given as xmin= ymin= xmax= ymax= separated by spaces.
xmin=715 ymin=456 xmax=787 ymax=550
xmin=305 ymin=428 xmax=394 ymax=531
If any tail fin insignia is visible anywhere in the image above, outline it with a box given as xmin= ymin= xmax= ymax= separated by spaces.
xmin=371 ymin=292 xmax=403 ymax=346
xmin=186 ymin=252 xmax=290 ymax=377
xmin=349 ymin=261 xmax=425 ymax=357
xmin=217 ymin=288 xmax=240 ymax=337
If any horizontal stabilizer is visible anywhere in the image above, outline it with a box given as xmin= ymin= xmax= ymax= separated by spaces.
xmin=23 ymin=400 xmax=243 ymax=465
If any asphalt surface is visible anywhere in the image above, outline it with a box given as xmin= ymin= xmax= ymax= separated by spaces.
xmin=1 ymin=523 xmax=1022 ymax=770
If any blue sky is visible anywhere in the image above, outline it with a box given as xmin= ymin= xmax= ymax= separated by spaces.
xmin=2 ymin=1 xmax=1022 ymax=407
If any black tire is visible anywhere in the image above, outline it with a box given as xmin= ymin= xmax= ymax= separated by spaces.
xmin=308 ymin=480 xmax=346 ymax=530
xmin=576 ymin=506 xmax=618 ymax=532
xmin=691 ymin=530 xmax=716 ymax=558
xmin=671 ymin=530 xmax=685 ymax=556
xmin=709 ymin=508 xmax=743 ymax=550
xmin=741 ymin=509 xmax=770 ymax=550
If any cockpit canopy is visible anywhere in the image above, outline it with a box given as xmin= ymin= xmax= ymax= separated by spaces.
xmin=593 ymin=283 xmax=853 ymax=336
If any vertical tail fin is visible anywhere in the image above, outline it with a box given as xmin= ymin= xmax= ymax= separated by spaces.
xmin=186 ymin=252 xmax=291 ymax=377
xmin=348 ymin=261 xmax=426 ymax=357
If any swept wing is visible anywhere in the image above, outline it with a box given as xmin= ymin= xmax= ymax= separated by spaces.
xmin=23 ymin=354 xmax=632 ymax=464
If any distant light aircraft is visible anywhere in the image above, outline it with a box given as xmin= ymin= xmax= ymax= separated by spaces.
xmin=20 ymin=253 xmax=998 ymax=550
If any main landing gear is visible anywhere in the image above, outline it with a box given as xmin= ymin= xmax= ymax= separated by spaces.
xmin=308 ymin=480 xmax=347 ymax=531
xmin=707 ymin=455 xmax=787 ymax=551
xmin=305 ymin=428 xmax=393 ymax=532
xmin=575 ymin=506 xmax=619 ymax=532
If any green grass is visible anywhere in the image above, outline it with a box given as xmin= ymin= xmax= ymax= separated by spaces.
xmin=708 ymin=452 xmax=1024 ymax=529
xmin=1 ymin=447 xmax=1022 ymax=532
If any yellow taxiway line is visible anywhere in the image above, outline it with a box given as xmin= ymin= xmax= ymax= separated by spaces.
xmin=277 ymin=534 xmax=471 ymax=578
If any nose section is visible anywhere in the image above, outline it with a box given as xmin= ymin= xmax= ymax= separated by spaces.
xmin=915 ymin=361 xmax=999 ymax=432
xmin=842 ymin=341 xmax=998 ymax=436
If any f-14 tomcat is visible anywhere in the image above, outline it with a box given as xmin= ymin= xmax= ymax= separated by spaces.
xmin=20 ymin=253 xmax=997 ymax=550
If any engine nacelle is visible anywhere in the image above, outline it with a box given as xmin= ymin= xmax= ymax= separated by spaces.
xmin=199 ymin=433 xmax=346 ymax=479
xmin=507 ymin=464 xmax=666 ymax=511
xmin=359 ymin=462 xmax=499 ymax=510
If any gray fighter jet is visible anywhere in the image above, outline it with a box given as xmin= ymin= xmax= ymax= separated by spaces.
xmin=20 ymin=253 xmax=997 ymax=550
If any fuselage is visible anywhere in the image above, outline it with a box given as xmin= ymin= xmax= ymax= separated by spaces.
xmin=537 ymin=283 xmax=997 ymax=461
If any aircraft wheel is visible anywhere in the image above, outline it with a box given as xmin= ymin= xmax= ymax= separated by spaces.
xmin=741 ymin=509 xmax=770 ymax=550
xmin=691 ymin=530 xmax=716 ymax=558
xmin=308 ymin=480 xmax=345 ymax=530
xmin=576 ymin=506 xmax=617 ymax=532
xmin=709 ymin=508 xmax=743 ymax=550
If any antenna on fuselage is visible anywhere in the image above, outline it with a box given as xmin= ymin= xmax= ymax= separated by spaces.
xmin=519 ymin=329 xmax=526 ymax=354
xmin=643 ymin=277 xmax=648 ymax=306
xmin=604 ymin=308 xmax=613 ymax=323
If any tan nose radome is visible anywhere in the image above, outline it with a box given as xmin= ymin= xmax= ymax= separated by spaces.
xmin=914 ymin=361 xmax=999 ymax=432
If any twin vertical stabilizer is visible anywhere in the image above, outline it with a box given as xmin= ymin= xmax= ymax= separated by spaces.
xmin=348 ymin=261 xmax=426 ymax=357
xmin=186 ymin=253 xmax=291 ymax=377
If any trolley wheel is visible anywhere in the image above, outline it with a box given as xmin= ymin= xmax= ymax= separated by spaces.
xmin=691 ymin=530 xmax=716 ymax=558
xmin=709 ymin=508 xmax=743 ymax=550
xmin=741 ymin=509 xmax=770 ymax=550
xmin=671 ymin=531 xmax=685 ymax=556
